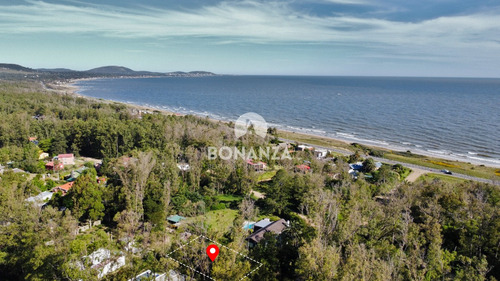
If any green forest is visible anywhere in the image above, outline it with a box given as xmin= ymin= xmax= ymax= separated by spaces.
xmin=0 ymin=81 xmax=499 ymax=281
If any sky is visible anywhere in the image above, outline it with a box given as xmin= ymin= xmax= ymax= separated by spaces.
xmin=1 ymin=0 xmax=500 ymax=77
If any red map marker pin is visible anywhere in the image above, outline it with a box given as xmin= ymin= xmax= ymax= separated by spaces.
xmin=206 ymin=244 xmax=219 ymax=262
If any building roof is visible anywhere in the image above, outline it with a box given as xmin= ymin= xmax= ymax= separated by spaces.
xmin=247 ymin=159 xmax=266 ymax=166
xmin=167 ymin=215 xmax=185 ymax=223
xmin=54 ymin=182 xmax=74 ymax=193
xmin=254 ymin=218 xmax=272 ymax=229
xmin=247 ymin=219 xmax=288 ymax=244
xmin=297 ymin=144 xmax=313 ymax=150
xmin=296 ymin=164 xmax=311 ymax=170
xmin=58 ymin=153 xmax=74 ymax=158
xmin=26 ymin=191 xmax=53 ymax=207
xmin=349 ymin=162 xmax=363 ymax=171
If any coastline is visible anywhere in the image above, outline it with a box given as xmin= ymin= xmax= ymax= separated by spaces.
xmin=53 ymin=79 xmax=500 ymax=172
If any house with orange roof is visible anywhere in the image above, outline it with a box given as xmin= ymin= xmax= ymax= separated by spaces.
xmin=52 ymin=182 xmax=74 ymax=195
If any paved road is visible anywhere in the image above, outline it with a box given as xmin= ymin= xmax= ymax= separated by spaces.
xmin=280 ymin=138 xmax=500 ymax=186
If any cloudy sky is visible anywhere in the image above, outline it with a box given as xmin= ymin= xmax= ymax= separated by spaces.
xmin=1 ymin=0 xmax=500 ymax=76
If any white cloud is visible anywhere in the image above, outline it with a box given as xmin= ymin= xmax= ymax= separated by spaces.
xmin=0 ymin=0 xmax=499 ymax=61
xmin=317 ymin=0 xmax=371 ymax=5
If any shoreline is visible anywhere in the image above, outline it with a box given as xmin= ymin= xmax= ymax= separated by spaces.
xmin=54 ymin=78 xmax=500 ymax=170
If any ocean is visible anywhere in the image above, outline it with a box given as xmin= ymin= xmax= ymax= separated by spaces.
xmin=75 ymin=76 xmax=500 ymax=167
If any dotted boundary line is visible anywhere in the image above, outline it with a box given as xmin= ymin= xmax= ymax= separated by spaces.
xmin=166 ymin=234 xmax=263 ymax=281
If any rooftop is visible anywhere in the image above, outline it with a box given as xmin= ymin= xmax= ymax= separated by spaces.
xmin=167 ymin=215 xmax=185 ymax=223
xmin=58 ymin=153 xmax=74 ymax=158
xmin=247 ymin=219 xmax=288 ymax=244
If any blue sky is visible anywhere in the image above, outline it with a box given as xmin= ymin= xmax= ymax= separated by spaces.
xmin=1 ymin=0 xmax=500 ymax=76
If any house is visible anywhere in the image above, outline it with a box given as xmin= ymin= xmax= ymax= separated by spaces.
xmin=39 ymin=152 xmax=49 ymax=160
xmin=66 ymin=167 xmax=88 ymax=182
xmin=26 ymin=191 xmax=53 ymax=208
xmin=314 ymin=148 xmax=328 ymax=159
xmin=46 ymin=161 xmax=64 ymax=171
xmin=246 ymin=219 xmax=289 ymax=247
xmin=79 ymin=248 xmax=126 ymax=279
xmin=29 ymin=137 xmax=39 ymax=145
xmin=128 ymin=270 xmax=166 ymax=281
xmin=349 ymin=162 xmax=363 ymax=171
xmin=375 ymin=162 xmax=383 ymax=170
xmin=56 ymin=154 xmax=75 ymax=165
xmin=253 ymin=218 xmax=272 ymax=232
xmin=167 ymin=215 xmax=185 ymax=228
xmin=297 ymin=144 xmax=314 ymax=151
xmin=246 ymin=159 xmax=267 ymax=171
xmin=177 ymin=163 xmax=190 ymax=171
xmin=52 ymin=182 xmax=74 ymax=195
xmin=295 ymin=164 xmax=311 ymax=173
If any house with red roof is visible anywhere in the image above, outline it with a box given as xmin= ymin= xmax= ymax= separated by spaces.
xmin=295 ymin=164 xmax=311 ymax=173
xmin=246 ymin=159 xmax=267 ymax=171
xmin=57 ymin=154 xmax=75 ymax=165
xmin=52 ymin=182 xmax=74 ymax=195
xmin=46 ymin=161 xmax=64 ymax=171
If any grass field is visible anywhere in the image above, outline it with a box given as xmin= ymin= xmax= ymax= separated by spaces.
xmin=258 ymin=170 xmax=278 ymax=182
xmin=201 ymin=209 xmax=239 ymax=235
xmin=214 ymin=194 xmax=243 ymax=202
xmin=384 ymin=153 xmax=498 ymax=180
xmin=417 ymin=173 xmax=469 ymax=184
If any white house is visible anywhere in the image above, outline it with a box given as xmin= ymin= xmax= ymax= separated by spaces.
xmin=25 ymin=191 xmax=53 ymax=208
xmin=56 ymin=153 xmax=75 ymax=165
xmin=297 ymin=144 xmax=314 ymax=151
xmin=80 ymin=248 xmax=126 ymax=279
xmin=314 ymin=148 xmax=328 ymax=159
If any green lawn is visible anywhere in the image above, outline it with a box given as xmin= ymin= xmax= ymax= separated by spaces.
xmin=214 ymin=194 xmax=243 ymax=202
xmin=385 ymin=153 xmax=498 ymax=180
xmin=200 ymin=209 xmax=239 ymax=235
xmin=417 ymin=173 xmax=469 ymax=184
xmin=258 ymin=170 xmax=278 ymax=182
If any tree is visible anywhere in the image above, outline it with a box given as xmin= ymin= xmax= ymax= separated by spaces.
xmin=68 ymin=170 xmax=104 ymax=222
xmin=114 ymin=151 xmax=156 ymax=220
xmin=362 ymin=158 xmax=376 ymax=173
xmin=296 ymin=238 xmax=341 ymax=280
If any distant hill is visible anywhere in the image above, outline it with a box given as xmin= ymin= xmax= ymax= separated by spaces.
xmin=0 ymin=63 xmax=216 ymax=80
xmin=0 ymin=63 xmax=35 ymax=72
xmin=86 ymin=66 xmax=138 ymax=75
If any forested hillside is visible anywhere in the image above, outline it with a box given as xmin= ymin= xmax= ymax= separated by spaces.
xmin=0 ymin=81 xmax=499 ymax=280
